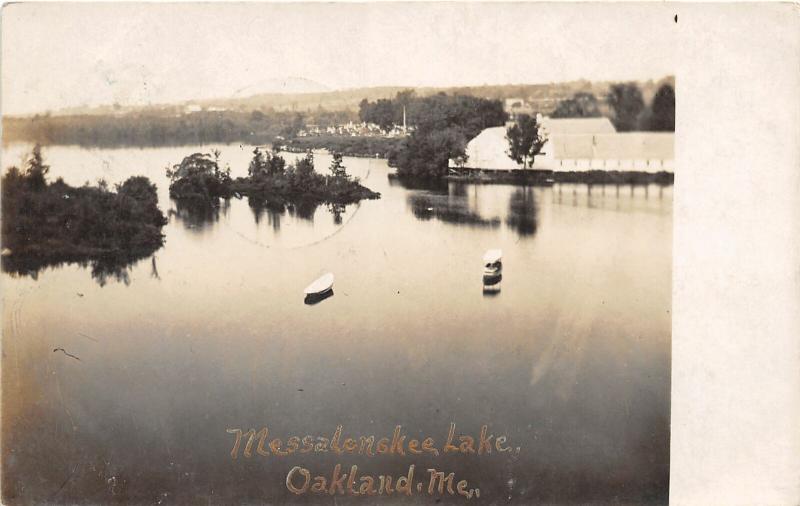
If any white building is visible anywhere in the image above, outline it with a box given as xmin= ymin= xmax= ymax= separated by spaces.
xmin=450 ymin=116 xmax=674 ymax=173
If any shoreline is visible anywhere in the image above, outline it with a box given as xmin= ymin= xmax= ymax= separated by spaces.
xmin=390 ymin=169 xmax=674 ymax=187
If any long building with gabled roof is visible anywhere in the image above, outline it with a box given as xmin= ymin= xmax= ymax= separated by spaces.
xmin=450 ymin=116 xmax=674 ymax=173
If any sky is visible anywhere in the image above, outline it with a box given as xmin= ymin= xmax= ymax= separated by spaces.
xmin=2 ymin=2 xmax=677 ymax=116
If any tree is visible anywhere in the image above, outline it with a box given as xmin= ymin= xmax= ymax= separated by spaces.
xmin=648 ymin=84 xmax=675 ymax=131
xmin=370 ymin=99 xmax=396 ymax=132
xmin=248 ymin=148 xmax=267 ymax=177
xmin=166 ymin=151 xmax=232 ymax=204
xmin=248 ymin=148 xmax=286 ymax=178
xmin=506 ymin=114 xmax=547 ymax=169
xmin=393 ymin=89 xmax=416 ymax=125
xmin=117 ymin=176 xmax=166 ymax=227
xmin=117 ymin=176 xmax=158 ymax=204
xmin=328 ymin=152 xmax=348 ymax=179
xmin=394 ymin=127 xmax=467 ymax=179
xmin=167 ymin=151 xmax=228 ymax=182
xmin=607 ymin=83 xmax=645 ymax=132
xmin=281 ymin=112 xmax=305 ymax=138
xmin=551 ymin=92 xmax=602 ymax=118
xmin=295 ymin=151 xmax=315 ymax=177
xmin=24 ymin=144 xmax=49 ymax=191
xmin=358 ymin=98 xmax=371 ymax=123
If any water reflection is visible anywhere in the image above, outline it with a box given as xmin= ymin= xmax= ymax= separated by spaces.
xmin=150 ymin=256 xmax=161 ymax=280
xmin=247 ymin=195 xmax=350 ymax=228
xmin=407 ymin=185 xmax=540 ymax=239
xmin=1 ymin=250 xmax=157 ymax=286
xmin=325 ymin=203 xmax=346 ymax=225
xmin=287 ymin=199 xmax=318 ymax=221
xmin=408 ymin=193 xmax=501 ymax=228
xmin=247 ymin=196 xmax=285 ymax=231
xmin=170 ymin=198 xmax=231 ymax=230
xmin=387 ymin=174 xmax=448 ymax=192
xmin=554 ymin=183 xmax=673 ymax=215
xmin=506 ymin=187 xmax=539 ymax=237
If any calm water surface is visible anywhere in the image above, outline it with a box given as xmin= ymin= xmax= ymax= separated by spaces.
xmin=2 ymin=144 xmax=671 ymax=504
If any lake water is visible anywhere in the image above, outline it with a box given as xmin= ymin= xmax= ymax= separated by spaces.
xmin=2 ymin=143 xmax=671 ymax=504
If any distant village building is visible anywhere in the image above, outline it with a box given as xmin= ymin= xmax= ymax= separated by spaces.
xmin=302 ymin=120 xmax=410 ymax=138
xmin=450 ymin=116 xmax=674 ymax=173
xmin=183 ymin=104 xmax=227 ymax=113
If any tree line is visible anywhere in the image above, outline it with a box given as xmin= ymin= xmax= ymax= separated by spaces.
xmin=551 ymin=82 xmax=675 ymax=132
xmin=2 ymin=108 xmax=359 ymax=148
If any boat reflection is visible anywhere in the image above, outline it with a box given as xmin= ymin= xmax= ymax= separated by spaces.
xmin=304 ymin=289 xmax=334 ymax=305
xmin=482 ymin=273 xmax=502 ymax=296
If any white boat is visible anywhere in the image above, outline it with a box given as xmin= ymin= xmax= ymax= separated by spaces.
xmin=483 ymin=249 xmax=502 ymax=275
xmin=304 ymin=272 xmax=334 ymax=296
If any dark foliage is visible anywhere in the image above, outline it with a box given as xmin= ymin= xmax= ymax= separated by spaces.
xmin=1 ymin=148 xmax=167 ymax=278
xmin=166 ymin=151 xmax=233 ymax=207
xmin=358 ymin=98 xmax=397 ymax=132
xmin=372 ymin=92 xmax=507 ymax=178
xmin=358 ymin=90 xmax=416 ymax=131
xmin=551 ymin=92 xmax=602 ymax=118
xmin=391 ymin=127 xmax=469 ymax=179
xmin=234 ymin=150 xmax=380 ymax=206
xmin=505 ymin=114 xmax=547 ymax=169
xmin=168 ymin=149 xmax=380 ymax=213
xmin=607 ymin=83 xmax=646 ymax=132
xmin=328 ymin=153 xmax=348 ymax=179
xmin=647 ymin=84 xmax=676 ymax=132
xmin=282 ymin=112 xmax=306 ymax=138
xmin=248 ymin=147 xmax=286 ymax=177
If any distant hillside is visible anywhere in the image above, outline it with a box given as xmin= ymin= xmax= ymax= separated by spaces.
xmin=230 ymin=77 xmax=330 ymax=97
xmin=167 ymin=77 xmax=675 ymax=115
xmin=17 ymin=77 xmax=674 ymax=118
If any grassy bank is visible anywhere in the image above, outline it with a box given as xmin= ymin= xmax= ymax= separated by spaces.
xmin=281 ymin=135 xmax=404 ymax=158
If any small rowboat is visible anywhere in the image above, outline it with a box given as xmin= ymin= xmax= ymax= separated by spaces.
xmin=483 ymin=249 xmax=502 ymax=275
xmin=304 ymin=272 xmax=334 ymax=297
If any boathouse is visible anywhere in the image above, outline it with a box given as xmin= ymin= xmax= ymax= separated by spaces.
xmin=450 ymin=116 xmax=675 ymax=173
